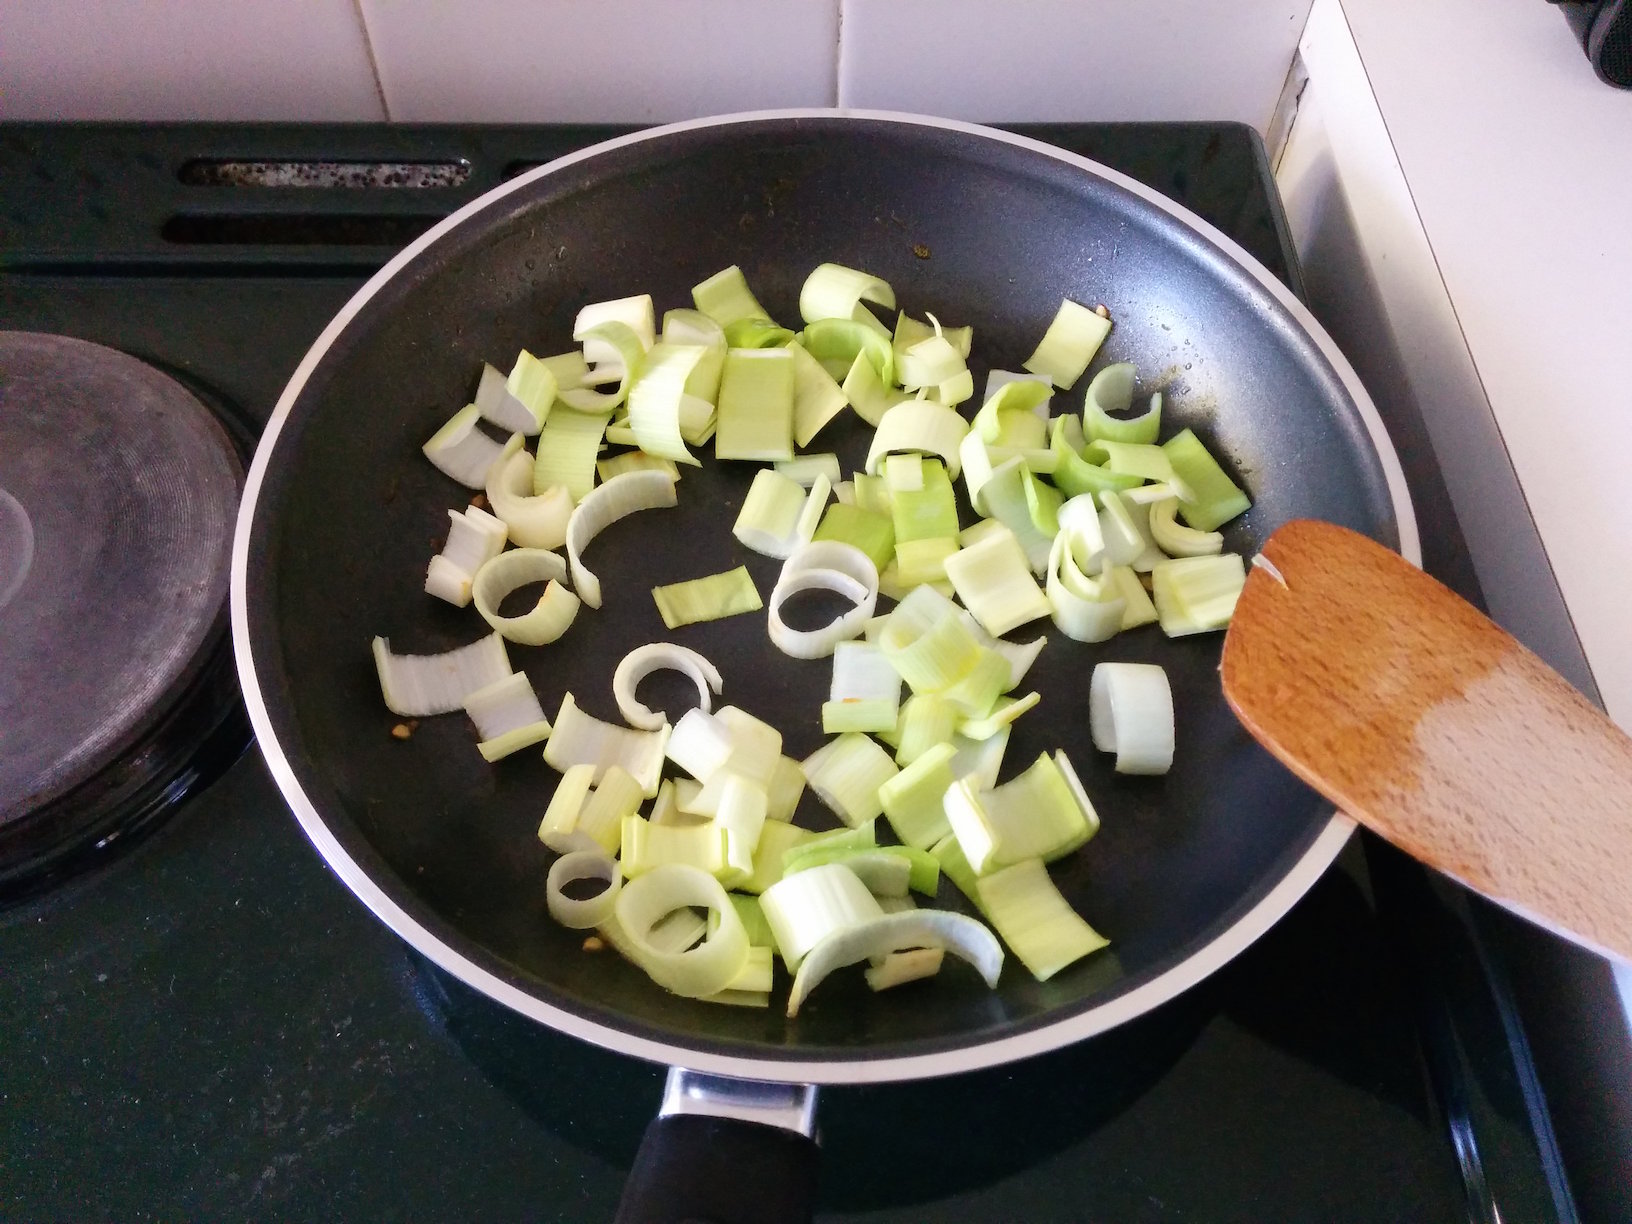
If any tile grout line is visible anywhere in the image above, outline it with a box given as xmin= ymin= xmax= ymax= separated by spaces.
xmin=350 ymin=0 xmax=392 ymax=122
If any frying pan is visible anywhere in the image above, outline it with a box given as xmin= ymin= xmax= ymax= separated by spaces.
xmin=231 ymin=111 xmax=1418 ymax=1222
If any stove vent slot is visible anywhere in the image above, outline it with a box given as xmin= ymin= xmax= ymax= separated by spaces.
xmin=177 ymin=160 xmax=471 ymax=189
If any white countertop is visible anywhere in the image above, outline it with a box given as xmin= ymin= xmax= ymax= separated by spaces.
xmin=1337 ymin=0 xmax=1632 ymax=728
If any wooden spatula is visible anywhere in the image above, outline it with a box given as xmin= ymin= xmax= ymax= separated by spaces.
xmin=1221 ymin=519 xmax=1632 ymax=964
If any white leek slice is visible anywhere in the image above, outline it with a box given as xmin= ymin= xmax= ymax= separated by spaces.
xmin=714 ymin=706 xmax=785 ymax=788
xmin=759 ymin=862 xmax=885 ymax=972
xmin=1089 ymin=662 xmax=1174 ymax=775
xmin=692 ymin=265 xmax=771 ymax=329
xmin=975 ymin=858 xmax=1108 ymax=981
xmin=574 ymin=294 xmax=654 ymax=370
xmin=598 ymin=451 xmax=681 ymax=484
xmin=732 ymin=467 xmax=808 ymax=558
xmin=786 ymin=909 xmax=1001 ymax=1018
xmin=866 ymin=947 xmax=945 ymax=992
xmin=372 ymin=632 xmax=511 ymax=717
xmin=799 ymin=262 xmax=895 ymax=326
xmin=943 ymin=526 xmax=1052 ymax=638
xmin=740 ymin=818 xmax=816 ymax=895
xmin=943 ymin=751 xmax=1098 ymax=874
xmin=537 ymin=763 xmax=597 ymax=854
xmin=714 ymin=348 xmax=795 ymax=462
xmin=767 ymin=755 xmax=807 ymax=824
xmin=788 ymin=341 xmax=850 ymax=448
xmin=423 ymin=404 xmax=506 ymax=488
xmin=662 ymin=306 xmax=727 ymax=349
xmin=486 ymin=449 xmax=573 ymax=551
xmin=651 ymin=566 xmax=762 ymax=629
xmin=666 ymin=708 xmax=735 ymax=783
xmin=1097 ymin=491 xmax=1165 ymax=572
xmin=821 ymin=640 xmax=902 ymax=734
xmin=566 ymin=469 xmax=679 ymax=609
xmin=1056 ymin=493 xmax=1106 ymax=572
xmin=544 ymin=693 xmax=669 ymax=796
xmin=801 ymin=733 xmax=898 ymax=827
xmin=877 ymin=740 xmax=957 ymax=850
xmin=775 ymin=452 xmax=842 ymax=488
xmin=1148 ymin=496 xmax=1224 ymax=557
xmin=712 ymin=774 xmax=769 ymax=859
xmin=1023 ymin=299 xmax=1111 ymax=389
xmin=1045 ymin=531 xmax=1125 ymax=644
xmin=948 ymin=727 xmax=1009 ymax=792
xmin=895 ymin=312 xmax=973 ymax=360
xmin=505 ymin=350 xmax=558 ymax=430
xmin=558 ymin=321 xmax=645 ymax=412
xmin=464 ymin=671 xmax=552 ymax=761
xmin=864 ymin=399 xmax=970 ymax=479
xmin=533 ymin=406 xmax=607 ymax=502
xmin=476 ymin=361 xmax=543 ymax=434
xmin=626 ymin=342 xmax=705 ymax=466
xmin=612 ymin=864 xmax=748 ymax=998
xmin=766 ymin=540 xmax=879 ymax=660
xmin=612 ymin=643 xmax=723 ymax=732
xmin=426 ymin=505 xmax=508 ymax=607
xmin=1152 ymin=553 xmax=1246 ymax=636
xmin=471 ymin=548 xmax=582 ymax=646
xmin=968 ymin=456 xmax=1055 ymax=574
xmin=546 ymin=850 xmax=621 ymax=929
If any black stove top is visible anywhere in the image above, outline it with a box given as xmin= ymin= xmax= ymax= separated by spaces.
xmin=0 ymin=120 xmax=1615 ymax=1222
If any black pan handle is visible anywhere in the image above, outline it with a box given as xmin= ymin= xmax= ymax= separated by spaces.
xmin=614 ymin=1070 xmax=819 ymax=1224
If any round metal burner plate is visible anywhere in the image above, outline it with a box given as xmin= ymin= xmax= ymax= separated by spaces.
xmin=0 ymin=332 xmax=242 ymax=827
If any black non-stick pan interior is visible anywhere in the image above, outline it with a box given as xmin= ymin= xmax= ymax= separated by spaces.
xmin=241 ymin=116 xmax=1402 ymax=1070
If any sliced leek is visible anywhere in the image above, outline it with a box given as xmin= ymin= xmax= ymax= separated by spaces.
xmin=597 ymin=451 xmax=681 ymax=484
xmin=733 ymin=467 xmax=809 ymax=558
xmin=943 ymin=751 xmax=1098 ymax=874
xmin=1148 ymin=496 xmax=1224 ymax=557
xmin=891 ymin=693 xmax=959 ymax=766
xmin=1045 ymin=531 xmax=1125 ymax=644
xmin=532 ymin=406 xmax=607 ymax=502
xmin=864 ymin=399 xmax=969 ymax=478
xmin=573 ymin=294 xmax=655 ymax=371
xmin=612 ymin=864 xmax=748 ymax=998
xmin=559 ymin=320 xmax=645 ymax=412
xmin=972 ymin=378 xmax=1051 ymax=445
xmin=426 ymin=505 xmax=508 ymax=607
xmin=1023 ymin=299 xmax=1111 ymax=389
xmin=464 ymin=671 xmax=553 ymax=761
xmin=546 ymin=850 xmax=621 ymax=929
xmin=958 ymin=691 xmax=1040 ymax=741
xmin=800 ymin=262 xmax=895 ymax=325
xmin=423 ymin=404 xmax=506 ymax=488
xmin=504 ymin=351 xmax=558 ymax=430
xmin=472 ymin=548 xmax=583 ymax=646
xmin=786 ymin=910 xmax=1002 ymax=1017
xmin=715 ymin=347 xmax=795 ymax=462
xmin=801 ymin=732 xmax=899 ymax=826
xmin=821 ymin=641 xmax=902 ymax=735
xmin=866 ymin=948 xmax=945 ymax=992
xmin=543 ymin=693 xmax=669 ymax=796
xmin=566 ymin=469 xmax=679 ymax=609
xmin=1089 ymin=662 xmax=1174 ymax=775
xmin=740 ymin=818 xmax=816 ymax=895
xmin=652 ymin=567 xmax=762 ymax=629
xmin=787 ymin=340 xmax=850 ymax=447
xmin=1163 ymin=428 xmax=1251 ymax=531
xmin=813 ymin=502 xmax=895 ymax=573
xmin=1152 ymin=553 xmax=1246 ymax=636
xmin=877 ymin=740 xmax=957 ymax=850
xmin=766 ymin=755 xmax=807 ymax=824
xmin=612 ymin=643 xmax=723 ymax=731
xmin=1082 ymin=363 xmax=1160 ymax=445
xmin=776 ymin=452 xmax=843 ymax=488
xmin=759 ymin=862 xmax=885 ymax=972
xmin=626 ymin=342 xmax=706 ymax=466
xmin=486 ymin=448 xmax=573 ymax=551
xmin=975 ymin=858 xmax=1108 ymax=981
xmin=620 ymin=815 xmax=730 ymax=879
xmin=576 ymin=764 xmax=646 ymax=854
xmin=537 ymin=763 xmax=597 ymax=854
xmin=373 ymin=633 xmax=511 ymax=718
xmin=943 ymin=526 xmax=1052 ymax=637
xmin=767 ymin=540 xmax=879 ymax=660
xmin=692 ymin=265 xmax=771 ymax=329
xmin=476 ymin=361 xmax=544 ymax=434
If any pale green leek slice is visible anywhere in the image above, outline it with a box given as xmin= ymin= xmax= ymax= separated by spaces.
xmin=575 ymin=764 xmax=646 ymax=854
xmin=1045 ymin=531 xmax=1125 ymax=644
xmin=733 ymin=467 xmax=809 ymax=558
xmin=866 ymin=948 xmax=945 ymax=992
xmin=767 ymin=540 xmax=878 ymax=660
xmin=889 ymin=458 xmax=959 ymax=543
xmin=958 ymin=691 xmax=1040 ymax=741
xmin=1096 ymin=440 xmax=1193 ymax=501
xmin=938 ymin=647 xmax=1012 ymax=719
xmin=944 ymin=526 xmax=1052 ymax=638
xmin=758 ymin=862 xmax=885 ymax=971
xmin=1099 ymin=490 xmax=1165 ymax=572
xmin=648 ymin=780 xmax=694 ymax=827
xmin=662 ymin=306 xmax=726 ymax=350
xmin=566 ymin=469 xmax=679 ymax=609
xmin=724 ymin=318 xmax=796 ymax=349
xmin=476 ymin=361 xmax=544 ymax=435
xmin=839 ymin=347 xmax=905 ymax=427
xmin=894 ymin=312 xmax=972 ymax=360
xmin=1056 ymin=492 xmax=1106 ymax=573
xmin=1090 ymin=662 xmax=1174 ymax=775
xmin=612 ymin=864 xmax=748 ymax=998
xmin=1163 ymin=428 xmax=1252 ymax=531
xmin=877 ymin=740 xmax=957 ymax=849
xmin=799 ymin=262 xmax=896 ymax=327
xmin=692 ymin=265 xmax=771 ymax=329
xmin=973 ymin=378 xmax=1051 ymax=445
xmin=678 ymin=393 xmax=717 ymax=446
xmin=612 ymin=643 xmax=723 ymax=731
xmin=1049 ymin=416 xmax=1143 ymax=499
xmin=372 ymin=632 xmax=511 ymax=718
xmin=559 ymin=320 xmax=646 ymax=412
xmin=714 ymin=706 xmax=785 ymax=788
xmin=729 ymin=894 xmax=775 ymax=947
xmin=1107 ymin=564 xmax=1159 ymax=630
xmin=652 ymin=567 xmax=762 ymax=629
xmin=1082 ymin=363 xmax=1160 ymax=444
xmin=785 ymin=848 xmax=911 ymax=899
xmin=723 ymin=945 xmax=775 ymax=995
xmin=878 ymin=608 xmax=983 ymax=695
xmin=464 ymin=672 xmax=552 ymax=761
xmin=1148 ymin=496 xmax=1224 ymax=557
xmin=775 ymin=452 xmax=842 ymax=488
xmin=813 ymin=503 xmax=895 ymax=573
xmin=620 ymin=815 xmax=730 ymax=879
xmin=740 ymin=818 xmax=816 ymax=895
xmin=537 ymin=763 xmax=597 ymax=854
xmin=1024 ymin=299 xmax=1111 ymax=388
xmin=804 ymin=318 xmax=894 ymax=397
xmin=626 ymin=342 xmax=705 ymax=466
xmin=801 ymin=733 xmax=898 ymax=826
xmin=892 ymin=693 xmax=959 ymax=767
xmin=423 ymin=404 xmax=507 ymax=488
xmin=943 ymin=751 xmax=1098 ymax=874
xmin=486 ymin=448 xmax=573 ymax=551
xmin=711 ymin=774 xmax=769 ymax=861
xmin=786 ymin=910 xmax=1002 ymax=1017
xmin=504 ymin=351 xmax=558 ymax=430
xmin=864 ymin=400 xmax=969 ymax=479
xmin=546 ymin=850 xmax=621 ymax=929
xmin=1151 ymin=553 xmax=1246 ymax=636
xmin=852 ymin=472 xmax=890 ymax=516
xmin=573 ymin=294 xmax=655 ymax=371
xmin=426 ymin=504 xmax=508 ymax=607
xmin=1023 ymin=468 xmax=1064 ymax=538
xmin=715 ymin=348 xmax=795 ymax=462
xmin=533 ymin=406 xmax=607 ymax=502
xmin=472 ymin=549 xmax=583 ymax=646
xmin=975 ymin=858 xmax=1108 ymax=981
xmin=895 ymin=333 xmax=966 ymax=391
xmin=892 ymin=538 xmax=957 ymax=588
xmin=786 ymin=340 xmax=849 ymax=447
xmin=964 ymin=456 xmax=1055 ymax=574
xmin=597 ymin=451 xmax=681 ymax=484
xmin=766 ymin=755 xmax=807 ymax=823
xmin=544 ymin=693 xmax=669 ymax=796
xmin=821 ymin=641 xmax=902 ymax=735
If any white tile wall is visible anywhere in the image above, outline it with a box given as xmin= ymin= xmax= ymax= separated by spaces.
xmin=838 ymin=0 xmax=1313 ymax=132
xmin=0 ymin=0 xmax=385 ymax=122
xmin=358 ymin=0 xmax=841 ymax=123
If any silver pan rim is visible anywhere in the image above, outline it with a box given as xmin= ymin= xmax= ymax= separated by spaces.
xmin=230 ymin=108 xmax=1417 ymax=1085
